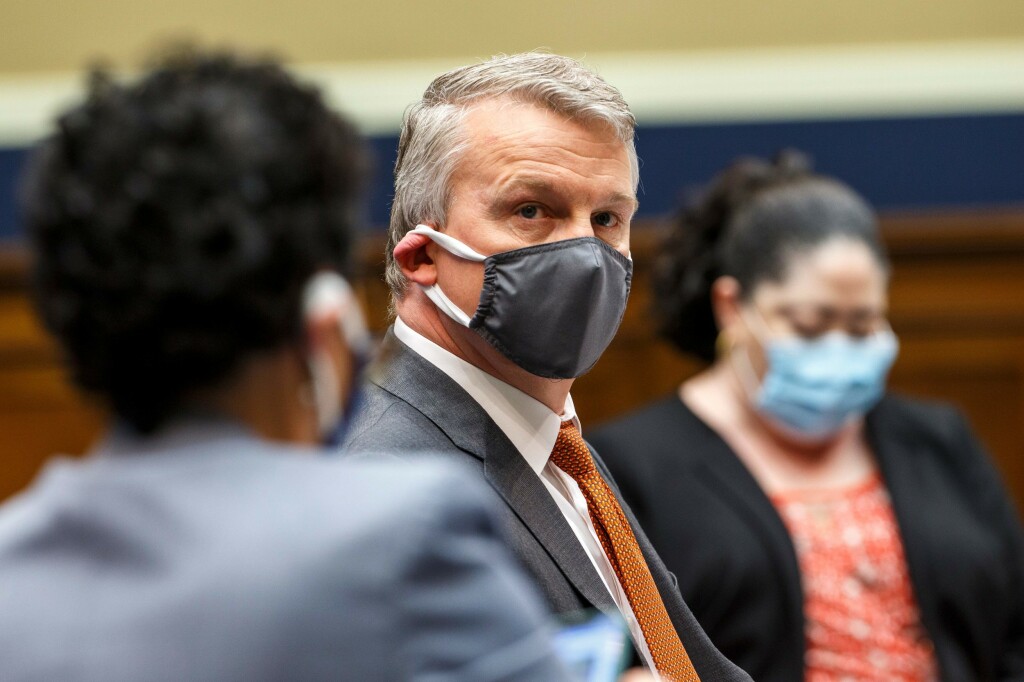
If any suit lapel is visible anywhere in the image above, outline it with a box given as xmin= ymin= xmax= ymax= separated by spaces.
xmin=484 ymin=437 xmax=618 ymax=613
xmin=372 ymin=329 xmax=617 ymax=613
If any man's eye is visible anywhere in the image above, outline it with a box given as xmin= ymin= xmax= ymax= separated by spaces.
xmin=593 ymin=212 xmax=618 ymax=228
xmin=517 ymin=205 xmax=541 ymax=219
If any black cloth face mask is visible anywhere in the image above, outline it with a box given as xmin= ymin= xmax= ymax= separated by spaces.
xmin=409 ymin=225 xmax=632 ymax=379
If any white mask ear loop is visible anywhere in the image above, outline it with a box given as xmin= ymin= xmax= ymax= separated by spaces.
xmin=422 ymin=283 xmax=474 ymax=328
xmin=409 ymin=225 xmax=487 ymax=261
xmin=730 ymin=305 xmax=772 ymax=403
xmin=744 ymin=303 xmax=775 ymax=344
xmin=409 ymin=225 xmax=487 ymax=328
xmin=731 ymin=337 xmax=763 ymax=404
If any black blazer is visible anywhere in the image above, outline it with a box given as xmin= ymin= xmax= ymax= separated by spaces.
xmin=589 ymin=394 xmax=1024 ymax=682
xmin=343 ymin=329 xmax=753 ymax=681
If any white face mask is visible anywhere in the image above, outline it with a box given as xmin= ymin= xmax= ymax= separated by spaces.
xmin=301 ymin=271 xmax=371 ymax=438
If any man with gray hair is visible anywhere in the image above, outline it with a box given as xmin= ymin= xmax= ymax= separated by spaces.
xmin=345 ymin=52 xmax=750 ymax=682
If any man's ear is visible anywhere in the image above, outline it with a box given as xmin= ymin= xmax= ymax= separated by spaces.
xmin=393 ymin=228 xmax=438 ymax=286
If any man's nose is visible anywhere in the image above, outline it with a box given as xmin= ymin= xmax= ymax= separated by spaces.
xmin=553 ymin=215 xmax=597 ymax=241
xmin=550 ymin=214 xmax=630 ymax=257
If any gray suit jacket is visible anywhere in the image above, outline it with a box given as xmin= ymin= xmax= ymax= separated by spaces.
xmin=343 ymin=330 xmax=753 ymax=681
xmin=0 ymin=416 xmax=568 ymax=681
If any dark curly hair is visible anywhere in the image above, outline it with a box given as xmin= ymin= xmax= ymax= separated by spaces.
xmin=653 ymin=150 xmax=888 ymax=363
xmin=22 ymin=49 xmax=367 ymax=433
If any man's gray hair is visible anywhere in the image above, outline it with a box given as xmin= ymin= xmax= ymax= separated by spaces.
xmin=385 ymin=51 xmax=638 ymax=298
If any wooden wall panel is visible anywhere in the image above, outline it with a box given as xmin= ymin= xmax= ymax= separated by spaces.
xmin=2 ymin=210 xmax=1023 ymax=511
xmin=0 ymin=290 xmax=106 ymax=499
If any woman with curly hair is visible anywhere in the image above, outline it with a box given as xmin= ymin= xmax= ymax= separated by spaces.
xmin=0 ymin=50 xmax=570 ymax=681
xmin=589 ymin=152 xmax=1024 ymax=681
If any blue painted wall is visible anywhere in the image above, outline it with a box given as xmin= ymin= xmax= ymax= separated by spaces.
xmin=4 ymin=112 xmax=1023 ymax=241
xmin=0 ymin=148 xmax=28 ymax=241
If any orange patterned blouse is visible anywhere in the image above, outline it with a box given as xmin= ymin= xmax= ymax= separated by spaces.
xmin=772 ymin=473 xmax=939 ymax=681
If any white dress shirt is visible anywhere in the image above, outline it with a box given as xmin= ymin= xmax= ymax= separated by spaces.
xmin=394 ymin=317 xmax=657 ymax=672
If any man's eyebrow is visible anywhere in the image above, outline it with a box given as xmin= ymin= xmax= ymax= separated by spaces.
xmin=491 ymin=179 xmax=639 ymax=212
xmin=608 ymin=192 xmax=640 ymax=216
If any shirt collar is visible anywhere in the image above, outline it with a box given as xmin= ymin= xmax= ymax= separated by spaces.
xmin=394 ymin=316 xmax=580 ymax=475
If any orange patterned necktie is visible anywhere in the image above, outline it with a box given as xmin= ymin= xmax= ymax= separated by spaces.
xmin=550 ymin=420 xmax=701 ymax=682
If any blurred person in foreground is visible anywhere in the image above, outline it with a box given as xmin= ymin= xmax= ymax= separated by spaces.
xmin=0 ymin=50 xmax=572 ymax=681
xmin=589 ymin=152 xmax=1024 ymax=681
xmin=343 ymin=51 xmax=750 ymax=682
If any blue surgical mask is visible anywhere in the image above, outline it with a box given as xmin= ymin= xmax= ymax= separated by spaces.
xmin=735 ymin=313 xmax=899 ymax=441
